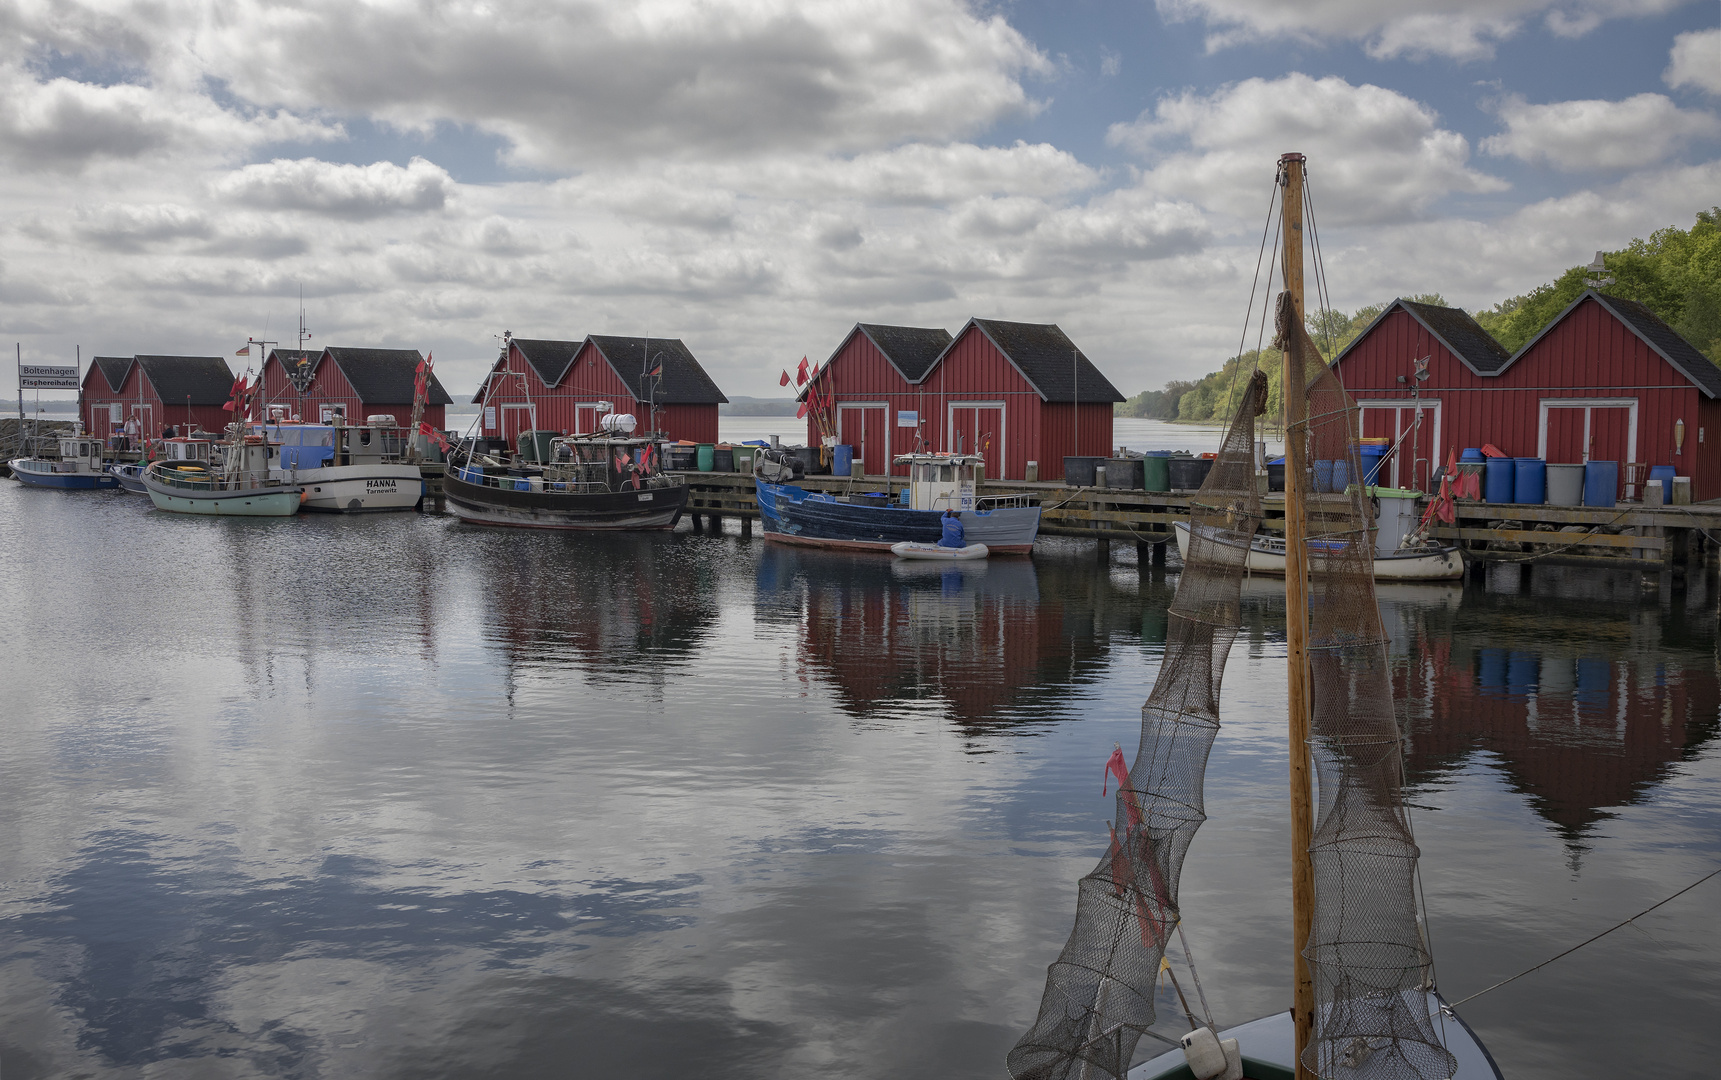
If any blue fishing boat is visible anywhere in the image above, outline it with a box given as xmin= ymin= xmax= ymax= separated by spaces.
xmin=8 ymin=428 xmax=120 ymax=490
xmin=755 ymin=451 xmax=1040 ymax=554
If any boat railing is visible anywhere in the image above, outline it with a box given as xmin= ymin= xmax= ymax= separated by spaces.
xmin=454 ymin=467 xmax=613 ymax=495
xmin=976 ymin=494 xmax=1035 ymax=510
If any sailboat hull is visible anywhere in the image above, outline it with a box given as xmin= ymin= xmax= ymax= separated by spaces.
xmin=1173 ymin=521 xmax=1464 ymax=581
xmin=1129 ymin=991 xmax=1502 ymax=1080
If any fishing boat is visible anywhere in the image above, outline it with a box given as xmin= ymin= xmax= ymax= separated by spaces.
xmin=1009 ymin=154 xmax=1498 ymax=1080
xmin=263 ymin=416 xmax=424 ymax=512
xmin=1170 ymin=521 xmax=1463 ymax=581
xmin=108 ymin=462 xmax=149 ymax=493
xmin=443 ymin=416 xmax=687 ymax=530
xmin=756 ymin=451 xmax=1041 ymax=553
xmin=7 ymin=426 xmax=120 ymax=490
xmin=143 ymin=432 xmax=302 ymax=516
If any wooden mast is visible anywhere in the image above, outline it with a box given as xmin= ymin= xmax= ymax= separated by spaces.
xmin=1279 ymin=150 xmax=1317 ymax=1080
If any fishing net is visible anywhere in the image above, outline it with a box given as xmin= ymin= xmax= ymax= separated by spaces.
xmin=1007 ymin=370 xmax=1268 ymax=1080
xmin=1283 ymin=298 xmax=1457 ymax=1080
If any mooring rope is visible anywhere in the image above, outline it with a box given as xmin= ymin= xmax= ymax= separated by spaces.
xmin=1447 ymin=864 xmax=1721 ymax=1007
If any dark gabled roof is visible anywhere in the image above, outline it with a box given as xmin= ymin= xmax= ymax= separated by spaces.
xmin=851 ymin=324 xmax=953 ymax=382
xmin=945 ymin=318 xmax=1125 ymax=403
xmin=585 ymin=336 xmax=727 ymax=405
xmin=1399 ymin=300 xmax=1513 ymax=374
xmin=322 ymin=347 xmax=452 ymax=405
xmin=267 ymin=348 xmax=322 ymax=385
xmin=511 ymin=338 xmax=583 ymax=388
xmin=134 ymin=355 xmax=235 ymax=406
xmin=1519 ymin=291 xmax=1721 ymax=399
xmin=1595 ymin=293 xmax=1721 ymax=398
xmin=1331 ymin=299 xmax=1512 ymax=375
xmin=92 ymin=356 xmax=134 ymax=393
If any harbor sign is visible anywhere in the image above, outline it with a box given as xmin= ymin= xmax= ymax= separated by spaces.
xmin=19 ymin=364 xmax=79 ymax=389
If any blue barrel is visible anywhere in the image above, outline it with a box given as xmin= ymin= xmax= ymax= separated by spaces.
xmin=1314 ymin=460 xmax=1335 ymax=493
xmin=1357 ymin=445 xmax=1388 ymax=485
xmin=1583 ymin=460 xmax=1618 ymax=506
xmin=1650 ymin=464 xmax=1676 ymax=488
xmin=832 ymin=444 xmax=854 ymax=476
xmin=1484 ymin=456 xmax=1516 ymax=503
xmin=1460 ymin=447 xmax=1485 ymax=463
xmin=1513 ymin=458 xmax=1545 ymax=505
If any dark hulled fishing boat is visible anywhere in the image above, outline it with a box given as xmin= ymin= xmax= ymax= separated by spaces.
xmin=444 ymin=426 xmax=687 ymax=530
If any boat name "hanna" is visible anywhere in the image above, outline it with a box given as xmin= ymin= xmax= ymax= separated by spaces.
xmin=366 ymin=479 xmax=399 ymax=490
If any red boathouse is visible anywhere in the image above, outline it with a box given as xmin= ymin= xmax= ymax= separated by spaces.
xmin=81 ymin=354 xmax=237 ymax=440
xmin=1333 ymin=291 xmax=1721 ymax=501
xmin=473 ymin=335 xmax=726 ymax=448
xmin=807 ymin=318 xmax=1123 ymax=480
xmin=259 ymin=347 xmax=452 ymax=429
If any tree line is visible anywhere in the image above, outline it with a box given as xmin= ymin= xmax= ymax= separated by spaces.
xmin=1119 ymin=209 xmax=1720 ymax=424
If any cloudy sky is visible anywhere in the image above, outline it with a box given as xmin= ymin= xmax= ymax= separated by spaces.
xmin=3 ymin=0 xmax=1717 ymax=400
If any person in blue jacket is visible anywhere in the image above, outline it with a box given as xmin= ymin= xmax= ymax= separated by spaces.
xmin=939 ymin=508 xmax=966 ymax=549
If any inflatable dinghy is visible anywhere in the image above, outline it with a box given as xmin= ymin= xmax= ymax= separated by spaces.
xmin=889 ymin=541 xmax=990 ymax=561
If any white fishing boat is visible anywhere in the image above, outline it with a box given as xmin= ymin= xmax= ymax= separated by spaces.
xmin=889 ymin=540 xmax=990 ymax=560
xmin=8 ymin=425 xmax=120 ymax=491
xmin=264 ymin=416 xmax=423 ymax=512
xmin=1171 ymin=520 xmax=1464 ymax=581
xmin=142 ymin=382 xmax=302 ymax=517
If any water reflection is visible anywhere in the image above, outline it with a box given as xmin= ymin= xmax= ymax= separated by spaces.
xmin=757 ymin=545 xmax=1159 ymax=732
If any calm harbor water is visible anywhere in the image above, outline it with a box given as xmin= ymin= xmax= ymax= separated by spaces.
xmin=1 ymin=480 xmax=1717 ymax=1079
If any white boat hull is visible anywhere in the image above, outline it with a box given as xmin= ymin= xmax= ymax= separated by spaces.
xmin=280 ymin=464 xmax=424 ymax=512
xmin=890 ymin=541 xmax=990 ymax=561
xmin=1173 ymin=521 xmax=1464 ymax=581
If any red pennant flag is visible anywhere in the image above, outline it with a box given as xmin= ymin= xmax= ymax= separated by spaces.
xmin=779 ymin=370 xmax=791 ymax=387
xmin=1102 ymin=745 xmax=1129 ymax=796
xmin=796 ymin=400 xmax=808 ymax=420
xmin=796 ymin=356 xmax=809 ymax=386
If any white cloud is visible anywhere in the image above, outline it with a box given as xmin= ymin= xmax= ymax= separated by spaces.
xmin=1665 ymin=28 xmax=1721 ymax=96
xmin=124 ymin=0 xmax=1051 ymax=170
xmin=1482 ymin=93 xmax=1721 ymax=170
xmin=1108 ymin=74 xmax=1507 ymax=224
xmin=214 ymin=157 xmax=455 ymax=219
xmin=1155 ymin=0 xmax=1688 ymax=61
xmin=0 ymin=66 xmax=337 ymax=172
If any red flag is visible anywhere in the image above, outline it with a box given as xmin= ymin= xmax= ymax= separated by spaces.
xmin=796 ymin=400 xmax=809 ymax=419
xmin=1102 ymin=745 xmax=1129 ymax=796
xmin=418 ymin=422 xmax=449 ymax=451
xmin=779 ymin=370 xmax=791 ymax=387
xmin=796 ymin=356 xmax=809 ymax=386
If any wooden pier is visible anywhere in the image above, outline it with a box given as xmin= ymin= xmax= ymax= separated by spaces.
xmin=668 ymin=470 xmax=1721 ymax=572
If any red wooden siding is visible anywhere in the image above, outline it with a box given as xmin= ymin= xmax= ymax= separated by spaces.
xmin=82 ymin=363 xmax=230 ymax=439
xmin=259 ymin=352 xmax=446 ymax=430
xmin=1336 ymin=299 xmax=1721 ymax=501
xmin=477 ymin=340 xmax=718 ymax=444
xmin=808 ymin=324 xmax=1116 ymax=480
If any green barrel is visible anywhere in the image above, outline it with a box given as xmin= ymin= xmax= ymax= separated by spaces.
xmin=696 ymin=443 xmax=715 ymax=471
xmin=1142 ymin=454 xmax=1171 ymax=492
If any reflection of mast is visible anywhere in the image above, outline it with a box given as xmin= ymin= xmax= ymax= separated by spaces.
xmin=1278 ymin=151 xmax=1316 ymax=1080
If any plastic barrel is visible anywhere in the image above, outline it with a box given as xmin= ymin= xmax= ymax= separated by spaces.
xmin=1544 ymin=463 xmax=1583 ymax=506
xmin=1460 ymin=447 xmax=1485 ymax=463
xmin=1105 ymin=458 xmax=1144 ymax=489
xmin=831 ymin=444 xmax=853 ymax=477
xmin=1143 ymin=454 xmax=1171 ymax=492
xmin=1484 ymin=457 xmax=1516 ymax=503
xmin=1649 ymin=464 xmax=1676 ymax=491
xmin=1168 ymin=456 xmax=1212 ymax=491
xmin=1583 ymin=461 xmax=1618 ymax=506
xmin=696 ymin=443 xmax=715 ymax=471
xmin=732 ymin=446 xmax=756 ymax=473
xmin=1064 ymin=456 xmax=1103 ymax=486
xmin=1267 ymin=458 xmax=1285 ymax=492
xmin=1313 ymin=460 xmax=1335 ymax=493
xmin=1357 ymin=445 xmax=1388 ymax=485
xmin=1513 ymin=458 xmax=1546 ymax=505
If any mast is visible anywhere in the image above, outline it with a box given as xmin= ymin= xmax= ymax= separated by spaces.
xmin=1279 ymin=150 xmax=1317 ymax=1080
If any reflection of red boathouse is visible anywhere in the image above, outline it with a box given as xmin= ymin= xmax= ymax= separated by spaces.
xmin=765 ymin=548 xmax=1151 ymax=728
xmin=1390 ymin=612 xmax=1719 ymax=836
